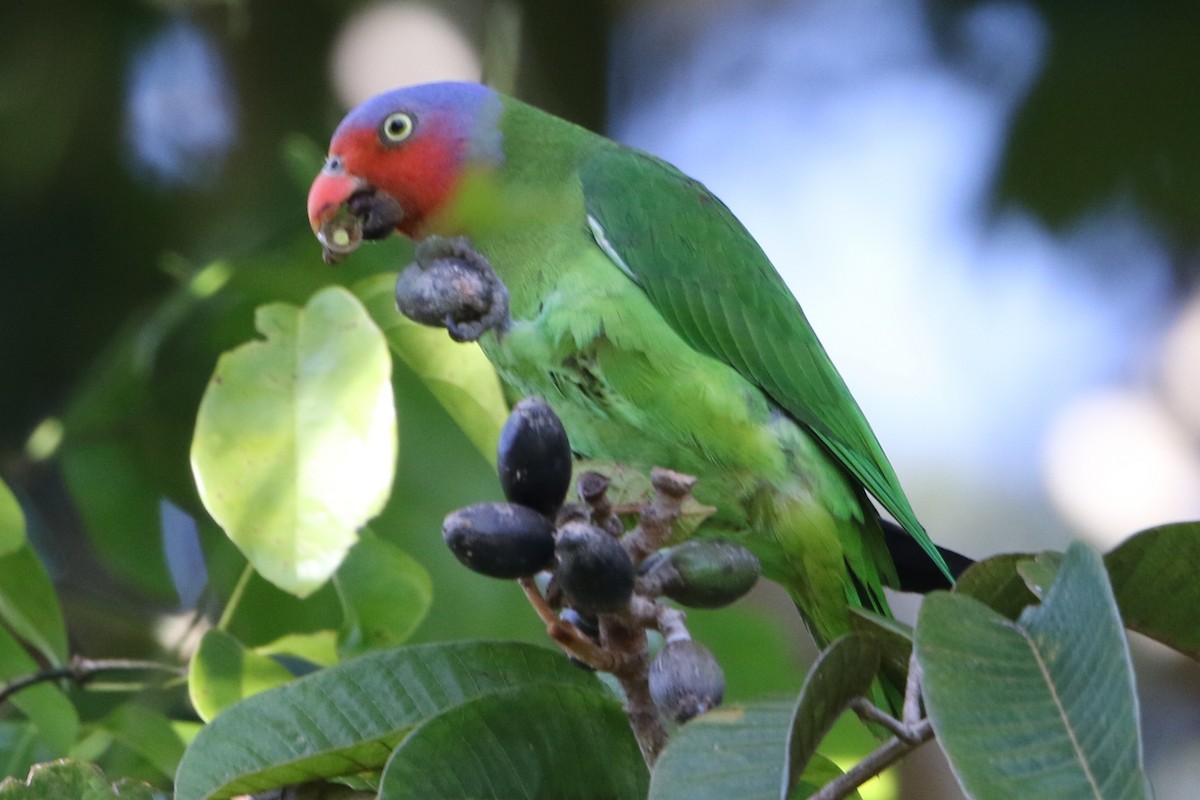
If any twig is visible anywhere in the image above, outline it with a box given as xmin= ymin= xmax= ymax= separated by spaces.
xmin=598 ymin=612 xmax=668 ymax=766
xmin=825 ymin=651 xmax=934 ymax=799
xmin=517 ymin=578 xmax=668 ymax=765
xmin=902 ymin=650 xmax=924 ymax=725
xmin=622 ymin=468 xmax=696 ymax=564
xmin=809 ymin=719 xmax=934 ymax=800
xmin=522 ymin=467 xmax=702 ymax=768
xmin=0 ymin=655 xmax=185 ymax=706
xmin=850 ymin=698 xmax=904 ymax=739
xmin=576 ymin=472 xmax=622 ymax=537
xmin=517 ymin=577 xmax=622 ymax=672
xmin=218 ymin=562 xmax=256 ymax=631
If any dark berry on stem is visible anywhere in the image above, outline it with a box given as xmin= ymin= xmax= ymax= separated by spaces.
xmin=649 ymin=639 xmax=726 ymax=723
xmin=497 ymin=397 xmax=572 ymax=517
xmin=555 ymin=522 xmax=634 ymax=614
xmin=443 ymin=502 xmax=556 ymax=579
xmin=659 ymin=540 xmax=761 ymax=608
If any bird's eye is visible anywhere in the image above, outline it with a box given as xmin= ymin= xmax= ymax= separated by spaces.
xmin=380 ymin=112 xmax=415 ymax=144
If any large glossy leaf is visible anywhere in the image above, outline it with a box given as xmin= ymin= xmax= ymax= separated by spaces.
xmin=783 ymin=635 xmax=880 ymax=798
xmin=174 ymin=641 xmax=601 ymax=800
xmin=0 ymin=760 xmax=165 ymax=800
xmin=1105 ymin=522 xmax=1200 ymax=661
xmin=188 ymin=629 xmax=294 ymax=723
xmin=0 ymin=479 xmax=23 ymax=557
xmin=191 ymin=286 xmax=397 ymax=597
xmin=355 ymin=272 xmax=507 ymax=466
xmin=378 ymin=684 xmax=647 ymax=800
xmin=649 ymin=701 xmax=854 ymax=800
xmin=334 ymin=531 xmax=432 ymax=660
xmin=916 ymin=542 xmax=1147 ymax=800
xmin=0 ymin=628 xmax=78 ymax=756
xmin=0 ymin=545 xmax=67 ymax=666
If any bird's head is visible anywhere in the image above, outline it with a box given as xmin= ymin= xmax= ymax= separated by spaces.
xmin=307 ymin=81 xmax=504 ymax=259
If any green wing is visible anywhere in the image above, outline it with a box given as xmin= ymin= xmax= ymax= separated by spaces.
xmin=579 ymin=144 xmax=951 ymax=581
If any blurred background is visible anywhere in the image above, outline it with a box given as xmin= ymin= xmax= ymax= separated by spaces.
xmin=1 ymin=0 xmax=1198 ymax=797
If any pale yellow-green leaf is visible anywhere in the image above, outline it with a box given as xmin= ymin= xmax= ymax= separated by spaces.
xmin=255 ymin=630 xmax=340 ymax=668
xmin=354 ymin=273 xmax=508 ymax=465
xmin=191 ymin=286 xmax=397 ymax=597
xmin=335 ymin=532 xmax=433 ymax=660
xmin=188 ymin=629 xmax=295 ymax=723
xmin=0 ymin=478 xmax=24 ymax=557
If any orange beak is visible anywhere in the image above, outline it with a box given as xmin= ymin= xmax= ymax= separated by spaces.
xmin=306 ymin=169 xmax=365 ymax=234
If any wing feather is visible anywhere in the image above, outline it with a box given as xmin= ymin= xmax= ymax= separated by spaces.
xmin=579 ymin=145 xmax=951 ymax=580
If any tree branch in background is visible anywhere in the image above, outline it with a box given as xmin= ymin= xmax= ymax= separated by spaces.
xmin=0 ymin=655 xmax=185 ymax=706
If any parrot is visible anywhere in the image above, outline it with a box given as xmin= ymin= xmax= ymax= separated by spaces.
xmin=306 ymin=81 xmax=955 ymax=657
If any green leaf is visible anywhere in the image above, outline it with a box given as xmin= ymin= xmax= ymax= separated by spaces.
xmin=191 ymin=286 xmax=397 ymax=597
xmin=1016 ymin=551 xmax=1064 ymax=600
xmin=0 ymin=479 xmax=24 ymax=557
xmin=916 ymin=542 xmax=1147 ymax=800
xmin=0 ymin=628 xmax=78 ymax=756
xmin=174 ymin=641 xmax=602 ymax=800
xmin=59 ymin=440 xmax=176 ymax=599
xmin=188 ymin=629 xmax=294 ymax=723
xmin=847 ymin=608 xmax=912 ymax=697
xmin=783 ymin=635 xmax=879 ymax=798
xmin=790 ymin=755 xmax=853 ymax=799
xmin=335 ymin=531 xmax=432 ymax=660
xmin=0 ymin=722 xmax=59 ymax=782
xmin=378 ymin=684 xmax=647 ymax=800
xmin=254 ymin=630 xmax=339 ymax=668
xmin=0 ymin=545 xmax=67 ymax=666
xmin=218 ymin=570 xmax=343 ymax=651
xmin=58 ymin=263 xmax=239 ymax=601
xmin=355 ymin=273 xmax=507 ymax=466
xmin=649 ymin=701 xmax=854 ymax=800
xmin=98 ymin=704 xmax=187 ymax=781
xmin=1105 ymin=522 xmax=1200 ymax=661
xmin=0 ymin=759 xmax=167 ymax=800
xmin=953 ymin=552 xmax=1040 ymax=619
xmin=280 ymin=133 xmax=326 ymax=192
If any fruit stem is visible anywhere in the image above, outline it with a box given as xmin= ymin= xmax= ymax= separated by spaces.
xmin=517 ymin=576 xmax=621 ymax=672
xmin=599 ymin=613 xmax=669 ymax=766
xmin=622 ymin=468 xmax=697 ymax=564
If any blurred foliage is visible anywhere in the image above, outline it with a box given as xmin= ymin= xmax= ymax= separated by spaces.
xmin=935 ymin=0 xmax=1200 ymax=257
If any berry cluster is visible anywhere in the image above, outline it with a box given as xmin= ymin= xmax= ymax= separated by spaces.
xmin=442 ymin=397 xmax=761 ymax=755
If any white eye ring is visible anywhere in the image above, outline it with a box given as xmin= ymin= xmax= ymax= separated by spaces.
xmin=381 ymin=112 xmax=415 ymax=143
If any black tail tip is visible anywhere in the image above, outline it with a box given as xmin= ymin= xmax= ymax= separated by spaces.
xmin=881 ymin=519 xmax=975 ymax=594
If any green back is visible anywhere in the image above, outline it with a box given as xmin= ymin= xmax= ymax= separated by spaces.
xmin=578 ymin=145 xmax=951 ymax=581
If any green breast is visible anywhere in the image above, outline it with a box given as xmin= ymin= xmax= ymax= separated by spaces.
xmin=472 ymin=227 xmax=791 ymax=520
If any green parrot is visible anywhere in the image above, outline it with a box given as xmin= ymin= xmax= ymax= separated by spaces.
xmin=307 ymin=81 xmax=953 ymax=654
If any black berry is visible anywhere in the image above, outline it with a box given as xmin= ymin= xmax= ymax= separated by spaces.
xmin=555 ymin=522 xmax=634 ymax=614
xmin=497 ymin=397 xmax=572 ymax=516
xmin=443 ymin=502 xmax=556 ymax=579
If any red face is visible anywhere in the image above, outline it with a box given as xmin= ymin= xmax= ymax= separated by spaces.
xmin=307 ymin=110 xmax=466 ymax=244
xmin=307 ymin=83 xmax=503 ymax=263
